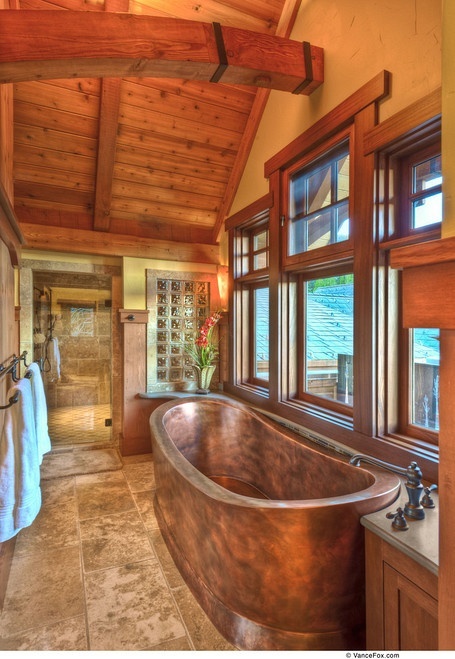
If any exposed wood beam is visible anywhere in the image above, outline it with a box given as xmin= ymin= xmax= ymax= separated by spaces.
xmin=20 ymin=222 xmax=219 ymax=264
xmin=0 ymin=11 xmax=323 ymax=96
xmin=93 ymin=0 xmax=129 ymax=232
xmin=94 ymin=80 xmax=121 ymax=232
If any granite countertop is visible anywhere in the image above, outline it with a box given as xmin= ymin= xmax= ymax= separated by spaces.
xmin=361 ymin=479 xmax=439 ymax=575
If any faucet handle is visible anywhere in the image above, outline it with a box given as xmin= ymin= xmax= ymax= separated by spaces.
xmin=386 ymin=507 xmax=409 ymax=531
xmin=422 ymin=484 xmax=438 ymax=508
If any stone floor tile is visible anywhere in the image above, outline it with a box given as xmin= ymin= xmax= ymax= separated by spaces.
xmin=172 ymin=584 xmax=236 ymax=651
xmin=14 ymin=499 xmax=79 ymax=556
xmin=0 ymin=615 xmax=87 ymax=650
xmin=132 ymin=490 xmax=159 ymax=531
xmin=40 ymin=475 xmax=76 ymax=507
xmin=76 ymin=471 xmax=136 ymax=519
xmin=123 ymin=461 xmax=156 ymax=492
xmin=0 ymin=545 xmax=84 ymax=636
xmin=80 ymin=509 xmax=154 ymax=572
xmin=146 ymin=635 xmax=193 ymax=650
xmin=150 ymin=531 xmax=187 ymax=590
xmin=85 ymin=560 xmax=187 ymax=651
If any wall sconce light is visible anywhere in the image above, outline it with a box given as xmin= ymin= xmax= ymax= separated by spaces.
xmin=217 ymin=265 xmax=229 ymax=312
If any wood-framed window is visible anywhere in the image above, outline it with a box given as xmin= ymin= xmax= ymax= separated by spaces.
xmin=226 ymin=194 xmax=271 ymax=393
xmin=282 ymin=131 xmax=353 ymax=270
xmin=399 ymin=144 xmax=442 ymax=237
xmin=380 ymin=136 xmax=441 ymax=446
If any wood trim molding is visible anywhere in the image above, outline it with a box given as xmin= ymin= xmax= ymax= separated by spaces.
xmin=389 ymin=237 xmax=455 ymax=329
xmin=119 ymin=309 xmax=149 ymax=324
xmin=224 ymin=192 xmax=273 ymax=231
xmin=363 ymin=87 xmax=441 ymax=155
xmin=390 ymin=235 xmax=455 ymax=270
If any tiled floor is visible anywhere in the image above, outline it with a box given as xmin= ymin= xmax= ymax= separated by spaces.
xmin=48 ymin=404 xmax=112 ymax=446
xmin=0 ymin=453 xmax=235 ymax=651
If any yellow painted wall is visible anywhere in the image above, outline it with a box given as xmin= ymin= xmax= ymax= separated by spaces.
xmin=123 ymin=256 xmax=219 ymax=310
xmin=230 ymin=0 xmax=442 ymax=215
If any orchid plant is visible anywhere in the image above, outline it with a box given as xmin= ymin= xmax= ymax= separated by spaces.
xmin=184 ymin=310 xmax=222 ymax=369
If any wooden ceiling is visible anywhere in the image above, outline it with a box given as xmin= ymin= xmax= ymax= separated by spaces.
xmin=2 ymin=0 xmax=323 ymax=259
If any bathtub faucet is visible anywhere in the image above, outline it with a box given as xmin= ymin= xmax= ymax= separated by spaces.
xmin=349 ymin=454 xmax=428 ymax=520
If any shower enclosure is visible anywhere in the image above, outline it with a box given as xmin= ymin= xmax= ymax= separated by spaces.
xmin=32 ymin=271 xmax=113 ymax=448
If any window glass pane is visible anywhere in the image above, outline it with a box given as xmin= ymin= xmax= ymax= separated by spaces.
xmin=305 ymin=275 xmax=354 ymax=405
xmin=412 ymin=191 xmax=443 ymax=228
xmin=254 ymin=229 xmax=268 ymax=251
xmin=411 ymin=154 xmax=442 ymax=229
xmin=337 ymin=154 xmax=350 ymax=201
xmin=289 ymin=201 xmax=349 ymax=255
xmin=413 ymin=155 xmax=442 ymax=193
xmin=254 ymin=287 xmax=269 ymax=381
xmin=411 ymin=328 xmax=440 ymax=430
xmin=288 ymin=144 xmax=349 ymax=256
xmin=307 ymin=164 xmax=331 ymax=213
xmin=253 ymin=252 xmax=268 ymax=270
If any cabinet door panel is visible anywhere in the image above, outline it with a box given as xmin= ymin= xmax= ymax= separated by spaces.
xmin=384 ymin=563 xmax=438 ymax=650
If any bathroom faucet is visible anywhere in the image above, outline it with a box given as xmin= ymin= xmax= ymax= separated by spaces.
xmin=349 ymin=454 xmax=432 ymax=520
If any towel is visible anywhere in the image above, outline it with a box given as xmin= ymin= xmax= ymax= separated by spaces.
xmin=26 ymin=362 xmax=51 ymax=463
xmin=0 ymin=378 xmax=41 ymax=542
xmin=47 ymin=337 xmax=61 ymax=381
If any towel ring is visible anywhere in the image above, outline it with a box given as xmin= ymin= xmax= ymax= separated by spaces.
xmin=0 ymin=392 xmax=19 ymax=410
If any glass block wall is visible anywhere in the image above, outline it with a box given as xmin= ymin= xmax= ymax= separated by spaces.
xmin=146 ymin=269 xmax=221 ymax=393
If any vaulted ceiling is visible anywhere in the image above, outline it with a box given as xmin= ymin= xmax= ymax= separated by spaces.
xmin=1 ymin=0 xmax=323 ymax=260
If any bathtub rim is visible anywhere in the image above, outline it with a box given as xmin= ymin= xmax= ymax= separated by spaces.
xmin=150 ymin=396 xmax=401 ymax=509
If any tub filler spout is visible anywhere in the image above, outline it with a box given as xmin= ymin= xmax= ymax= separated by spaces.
xmin=349 ymin=454 xmax=427 ymax=520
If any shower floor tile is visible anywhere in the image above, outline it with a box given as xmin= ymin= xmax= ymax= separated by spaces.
xmin=48 ymin=403 xmax=112 ymax=446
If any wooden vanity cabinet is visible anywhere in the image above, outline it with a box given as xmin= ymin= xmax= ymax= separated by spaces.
xmin=365 ymin=529 xmax=438 ymax=650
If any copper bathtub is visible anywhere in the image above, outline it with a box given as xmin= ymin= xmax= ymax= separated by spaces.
xmin=150 ymin=397 xmax=400 ymax=650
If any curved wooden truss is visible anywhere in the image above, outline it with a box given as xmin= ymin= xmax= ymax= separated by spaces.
xmin=0 ymin=11 xmax=323 ymax=94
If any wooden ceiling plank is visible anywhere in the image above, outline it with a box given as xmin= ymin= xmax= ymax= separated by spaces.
xmin=113 ymin=163 xmax=226 ymax=198
xmin=20 ymin=222 xmax=220 ymax=262
xmin=131 ymin=77 xmax=256 ymax=112
xmin=14 ymin=162 xmax=94 ymax=191
xmin=109 ymin=216 xmax=214 ymax=244
xmin=14 ymin=124 xmax=97 ymax=158
xmin=116 ymin=124 xmax=237 ymax=167
xmin=94 ymin=77 xmax=122 ymax=231
xmin=114 ymin=144 xmax=231 ymax=184
xmin=14 ymin=180 xmax=93 ymax=207
xmin=130 ymin=0 xmax=282 ymax=34
xmin=15 ymin=206 xmax=93 ymax=230
xmin=13 ymin=80 xmax=100 ymax=117
xmin=121 ymin=79 xmax=251 ymax=132
xmin=0 ymin=11 xmax=323 ymax=96
xmin=14 ymin=144 xmax=97 ymax=176
xmin=112 ymin=179 xmax=220 ymax=212
xmin=119 ymin=101 xmax=244 ymax=151
xmin=14 ymin=100 xmax=99 ymax=138
xmin=111 ymin=197 xmax=217 ymax=225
